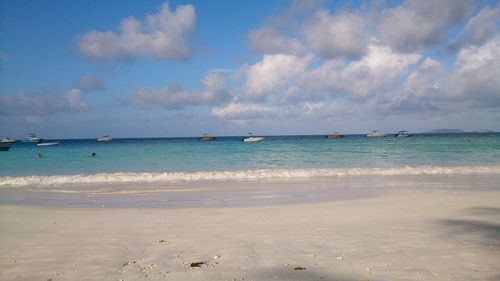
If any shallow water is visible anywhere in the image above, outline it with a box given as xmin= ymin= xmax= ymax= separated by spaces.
xmin=1 ymin=133 xmax=499 ymax=186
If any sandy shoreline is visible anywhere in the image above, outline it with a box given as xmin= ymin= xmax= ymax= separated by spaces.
xmin=1 ymin=177 xmax=499 ymax=280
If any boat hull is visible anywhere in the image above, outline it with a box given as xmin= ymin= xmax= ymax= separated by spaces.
xmin=0 ymin=146 xmax=10 ymax=151
xmin=36 ymin=142 xmax=59 ymax=147
xmin=199 ymin=137 xmax=216 ymax=141
xmin=23 ymin=139 xmax=43 ymax=143
xmin=242 ymin=137 xmax=264 ymax=142
xmin=325 ymin=134 xmax=344 ymax=139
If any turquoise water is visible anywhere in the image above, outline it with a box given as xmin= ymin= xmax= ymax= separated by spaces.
xmin=1 ymin=133 xmax=499 ymax=179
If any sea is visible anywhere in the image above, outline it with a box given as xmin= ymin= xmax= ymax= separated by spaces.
xmin=1 ymin=133 xmax=500 ymax=188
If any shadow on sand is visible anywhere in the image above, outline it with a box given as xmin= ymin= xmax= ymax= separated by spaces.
xmin=440 ymin=207 xmax=500 ymax=246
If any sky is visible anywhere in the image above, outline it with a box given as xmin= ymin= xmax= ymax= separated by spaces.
xmin=0 ymin=0 xmax=499 ymax=138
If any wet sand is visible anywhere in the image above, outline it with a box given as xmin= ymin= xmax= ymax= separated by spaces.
xmin=0 ymin=176 xmax=499 ymax=281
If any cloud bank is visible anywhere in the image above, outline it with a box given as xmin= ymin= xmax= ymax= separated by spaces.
xmin=119 ymin=0 xmax=499 ymax=129
xmin=209 ymin=0 xmax=499 ymax=123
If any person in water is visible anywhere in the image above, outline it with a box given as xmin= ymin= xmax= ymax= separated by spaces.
xmin=36 ymin=153 xmax=42 ymax=158
xmin=91 ymin=152 xmax=96 ymax=157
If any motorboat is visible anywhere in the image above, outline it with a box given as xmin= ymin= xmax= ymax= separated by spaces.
xmin=324 ymin=133 xmax=345 ymax=139
xmin=23 ymin=134 xmax=43 ymax=143
xmin=0 ymin=138 xmax=16 ymax=144
xmin=199 ymin=134 xmax=216 ymax=141
xmin=242 ymin=133 xmax=264 ymax=142
xmin=97 ymin=135 xmax=112 ymax=142
xmin=366 ymin=130 xmax=386 ymax=137
xmin=36 ymin=142 xmax=59 ymax=147
xmin=395 ymin=130 xmax=412 ymax=137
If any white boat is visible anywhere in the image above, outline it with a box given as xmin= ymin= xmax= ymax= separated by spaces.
xmin=97 ymin=135 xmax=112 ymax=142
xmin=395 ymin=130 xmax=412 ymax=137
xmin=0 ymin=138 xmax=16 ymax=144
xmin=242 ymin=133 xmax=264 ymax=142
xmin=36 ymin=142 xmax=59 ymax=146
xmin=23 ymin=134 xmax=43 ymax=143
xmin=366 ymin=130 xmax=386 ymax=137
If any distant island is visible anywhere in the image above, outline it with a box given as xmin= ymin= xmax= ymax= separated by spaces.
xmin=424 ymin=129 xmax=466 ymax=133
xmin=475 ymin=129 xmax=495 ymax=133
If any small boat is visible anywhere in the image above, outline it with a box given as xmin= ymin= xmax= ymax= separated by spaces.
xmin=242 ymin=133 xmax=264 ymax=142
xmin=0 ymin=146 xmax=10 ymax=151
xmin=366 ymin=130 xmax=386 ymax=137
xmin=97 ymin=135 xmax=112 ymax=142
xmin=23 ymin=134 xmax=43 ymax=143
xmin=36 ymin=142 xmax=59 ymax=146
xmin=395 ymin=130 xmax=412 ymax=137
xmin=0 ymin=138 xmax=16 ymax=144
xmin=199 ymin=134 xmax=216 ymax=141
xmin=324 ymin=133 xmax=345 ymax=139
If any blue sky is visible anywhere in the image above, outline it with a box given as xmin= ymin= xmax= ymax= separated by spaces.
xmin=1 ymin=0 xmax=499 ymax=138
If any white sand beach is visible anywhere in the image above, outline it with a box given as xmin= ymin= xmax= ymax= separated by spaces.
xmin=1 ymin=176 xmax=499 ymax=281
xmin=3 ymin=0 xmax=500 ymax=280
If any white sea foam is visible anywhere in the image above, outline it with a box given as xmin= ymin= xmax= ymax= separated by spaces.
xmin=1 ymin=165 xmax=500 ymax=188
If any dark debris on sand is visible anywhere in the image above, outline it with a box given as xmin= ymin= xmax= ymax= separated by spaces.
xmin=189 ymin=261 xmax=206 ymax=267
xmin=294 ymin=266 xmax=306 ymax=270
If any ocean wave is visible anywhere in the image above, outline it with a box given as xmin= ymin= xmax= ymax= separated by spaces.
xmin=1 ymin=165 xmax=500 ymax=187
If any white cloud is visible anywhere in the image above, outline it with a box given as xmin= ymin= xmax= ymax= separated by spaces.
xmin=127 ymin=73 xmax=232 ymax=109
xmin=295 ymin=59 xmax=343 ymax=98
xmin=459 ymin=5 xmax=500 ymax=47
xmin=301 ymin=102 xmax=346 ymax=118
xmin=65 ymin=89 xmax=90 ymax=111
xmin=377 ymin=0 xmax=474 ymax=52
xmin=455 ymin=35 xmax=500 ymax=72
xmin=447 ymin=36 xmax=500 ymax=105
xmin=210 ymin=39 xmax=427 ymax=122
xmin=388 ymin=58 xmax=443 ymax=112
xmin=248 ymin=26 xmax=304 ymax=55
xmin=130 ymin=85 xmax=191 ymax=109
xmin=300 ymin=44 xmax=420 ymax=100
xmin=211 ymin=101 xmax=347 ymax=121
xmin=302 ymin=10 xmax=368 ymax=59
xmin=390 ymin=36 xmax=500 ymax=112
xmin=241 ymin=54 xmax=312 ymax=102
xmin=211 ymin=102 xmax=287 ymax=120
xmin=77 ymin=2 xmax=195 ymax=61
xmin=198 ymin=73 xmax=233 ymax=105
xmin=232 ymin=43 xmax=421 ymax=109
xmin=339 ymin=44 xmax=420 ymax=99
xmin=404 ymin=58 xmax=443 ymax=99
